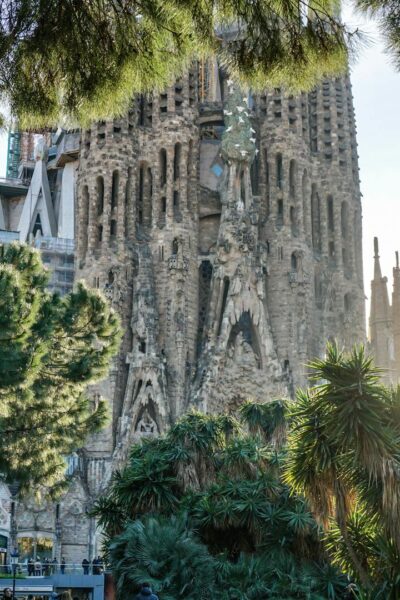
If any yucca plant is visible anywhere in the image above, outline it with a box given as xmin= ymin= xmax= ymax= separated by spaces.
xmin=94 ymin=401 xmax=349 ymax=599
xmin=284 ymin=343 xmax=400 ymax=590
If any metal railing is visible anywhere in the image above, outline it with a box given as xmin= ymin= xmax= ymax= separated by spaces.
xmin=0 ymin=562 xmax=105 ymax=577
xmin=33 ymin=237 xmax=75 ymax=253
xmin=0 ymin=230 xmax=20 ymax=243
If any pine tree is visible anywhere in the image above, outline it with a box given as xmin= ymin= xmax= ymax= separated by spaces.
xmin=0 ymin=243 xmax=121 ymax=492
xmin=0 ymin=0 xmax=355 ymax=128
xmin=355 ymin=0 xmax=400 ymax=69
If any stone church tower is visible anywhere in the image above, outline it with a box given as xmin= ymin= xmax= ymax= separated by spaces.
xmin=8 ymin=62 xmax=367 ymax=563
xmin=66 ymin=64 xmax=366 ymax=559
xmin=369 ymin=237 xmax=400 ymax=384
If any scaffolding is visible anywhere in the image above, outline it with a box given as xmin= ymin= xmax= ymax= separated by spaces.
xmin=6 ymin=130 xmax=21 ymax=179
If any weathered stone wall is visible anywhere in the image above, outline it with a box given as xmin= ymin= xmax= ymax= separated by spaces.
xmin=256 ymin=76 xmax=365 ymax=392
xmin=9 ymin=65 xmax=366 ymax=563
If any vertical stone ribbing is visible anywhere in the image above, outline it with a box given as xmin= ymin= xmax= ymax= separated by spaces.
xmin=57 ymin=61 xmax=366 ymax=561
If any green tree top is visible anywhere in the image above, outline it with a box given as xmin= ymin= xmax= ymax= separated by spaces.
xmin=0 ymin=243 xmax=121 ymax=493
xmin=0 ymin=0 xmax=355 ymax=127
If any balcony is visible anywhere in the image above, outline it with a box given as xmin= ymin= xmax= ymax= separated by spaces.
xmin=0 ymin=229 xmax=20 ymax=244
xmin=33 ymin=236 xmax=75 ymax=254
xmin=55 ymin=132 xmax=80 ymax=167
xmin=0 ymin=177 xmax=29 ymax=198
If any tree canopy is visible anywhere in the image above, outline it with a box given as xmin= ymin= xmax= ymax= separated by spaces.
xmin=94 ymin=345 xmax=400 ymax=599
xmin=355 ymin=0 xmax=400 ymax=69
xmin=284 ymin=344 xmax=400 ymax=596
xmin=0 ymin=0 xmax=355 ymax=128
xmin=0 ymin=243 xmax=121 ymax=492
xmin=93 ymin=403 xmax=349 ymax=599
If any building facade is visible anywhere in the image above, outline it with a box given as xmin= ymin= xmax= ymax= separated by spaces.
xmin=2 ymin=62 xmax=366 ymax=563
xmin=369 ymin=237 xmax=400 ymax=384
xmin=0 ymin=130 xmax=79 ymax=564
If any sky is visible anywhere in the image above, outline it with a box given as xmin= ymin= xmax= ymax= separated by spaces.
xmin=342 ymin=5 xmax=400 ymax=320
xmin=0 ymin=7 xmax=398 ymax=323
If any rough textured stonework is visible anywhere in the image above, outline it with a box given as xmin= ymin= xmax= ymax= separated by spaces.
xmin=193 ymin=85 xmax=288 ymax=412
xmin=8 ymin=62 xmax=367 ymax=562
xmin=70 ymin=64 xmax=366 ymax=558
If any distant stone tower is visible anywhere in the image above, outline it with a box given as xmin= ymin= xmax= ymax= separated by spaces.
xmin=68 ymin=62 xmax=366 ymax=558
xmin=369 ymin=237 xmax=400 ymax=384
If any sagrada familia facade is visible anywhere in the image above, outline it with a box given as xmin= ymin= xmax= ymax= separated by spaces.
xmin=1 ymin=62 xmax=366 ymax=564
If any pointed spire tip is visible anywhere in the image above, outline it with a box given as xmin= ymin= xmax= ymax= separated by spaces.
xmin=374 ymin=237 xmax=379 ymax=258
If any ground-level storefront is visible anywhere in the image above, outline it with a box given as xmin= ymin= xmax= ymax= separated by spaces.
xmin=0 ymin=573 xmax=104 ymax=599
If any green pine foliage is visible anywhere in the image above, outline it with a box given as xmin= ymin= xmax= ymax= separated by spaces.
xmin=0 ymin=243 xmax=121 ymax=492
xmin=0 ymin=0 xmax=357 ymax=128
xmin=355 ymin=0 xmax=400 ymax=69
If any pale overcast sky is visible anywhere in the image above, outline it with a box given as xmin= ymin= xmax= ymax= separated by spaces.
xmin=0 ymin=6 xmax=398 ymax=327
xmin=343 ymin=7 xmax=400 ymax=321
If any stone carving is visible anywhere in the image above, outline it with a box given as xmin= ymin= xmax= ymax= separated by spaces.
xmin=8 ymin=65 xmax=365 ymax=562
xmin=135 ymin=410 xmax=158 ymax=436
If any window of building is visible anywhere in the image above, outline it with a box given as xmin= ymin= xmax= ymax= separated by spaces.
xmin=32 ymin=213 xmax=43 ymax=237
xmin=96 ymin=177 xmax=104 ymax=216
xmin=276 ymin=153 xmax=283 ymax=189
xmin=160 ymin=149 xmax=167 ymax=187
xmin=138 ymin=166 xmax=144 ymax=210
xmin=277 ymin=199 xmax=283 ymax=224
xmin=289 ymin=159 xmax=296 ymax=197
xmin=174 ymin=143 xmax=181 ymax=181
xmin=302 ymin=170 xmax=308 ymax=233
xmin=344 ymin=292 xmax=351 ymax=312
xmin=327 ymin=195 xmax=334 ymax=231
xmin=111 ymin=171 xmax=119 ymax=209
xmin=341 ymin=201 xmax=348 ymax=239
xmin=290 ymin=206 xmax=296 ymax=234
xmin=311 ymin=184 xmax=321 ymax=252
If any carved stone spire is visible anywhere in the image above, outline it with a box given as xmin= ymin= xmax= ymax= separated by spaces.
xmin=373 ymin=236 xmax=382 ymax=280
xmin=370 ymin=236 xmax=393 ymax=379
